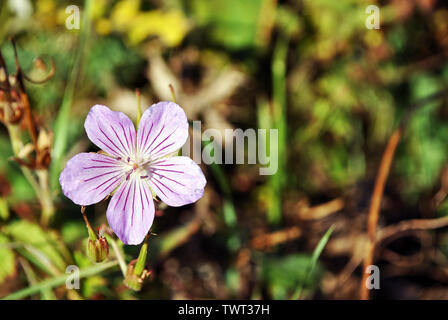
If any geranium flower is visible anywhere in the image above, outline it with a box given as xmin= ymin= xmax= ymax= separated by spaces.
xmin=59 ymin=102 xmax=206 ymax=245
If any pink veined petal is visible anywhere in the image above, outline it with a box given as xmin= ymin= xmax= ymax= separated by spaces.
xmin=59 ymin=153 xmax=127 ymax=206
xmin=147 ymin=156 xmax=206 ymax=207
xmin=136 ymin=102 xmax=189 ymax=160
xmin=106 ymin=177 xmax=155 ymax=245
xmin=85 ymin=104 xmax=137 ymax=159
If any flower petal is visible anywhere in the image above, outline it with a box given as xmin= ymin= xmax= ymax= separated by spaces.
xmin=59 ymin=153 xmax=127 ymax=206
xmin=85 ymin=105 xmax=137 ymax=159
xmin=147 ymin=156 xmax=206 ymax=207
xmin=136 ymin=102 xmax=189 ymax=161
xmin=106 ymin=177 xmax=155 ymax=245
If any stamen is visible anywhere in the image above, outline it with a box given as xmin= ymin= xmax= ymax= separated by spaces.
xmin=127 ymin=157 xmax=131 ymax=163
xmin=140 ymin=175 xmax=148 ymax=179
xmin=140 ymin=158 xmax=152 ymax=167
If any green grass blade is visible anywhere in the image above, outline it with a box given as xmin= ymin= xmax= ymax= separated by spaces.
xmin=50 ymin=0 xmax=94 ymax=192
xmin=2 ymin=260 xmax=118 ymax=300
xmin=267 ymin=35 xmax=288 ymax=225
xmin=292 ymin=225 xmax=335 ymax=299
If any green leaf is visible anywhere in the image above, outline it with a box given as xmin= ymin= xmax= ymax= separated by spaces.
xmin=262 ymin=254 xmax=318 ymax=299
xmin=0 ymin=136 xmax=34 ymax=203
xmin=396 ymin=74 xmax=448 ymax=197
xmin=19 ymin=258 xmax=56 ymax=300
xmin=309 ymin=225 xmax=334 ymax=275
xmin=225 ymin=268 xmax=240 ymax=295
xmin=5 ymin=221 xmax=67 ymax=274
xmin=83 ymin=275 xmax=107 ymax=298
xmin=0 ymin=197 xmax=9 ymax=220
xmin=61 ymin=221 xmax=86 ymax=245
xmin=157 ymin=221 xmax=199 ymax=256
xmin=190 ymin=0 xmax=264 ymax=50
xmin=0 ymin=233 xmax=16 ymax=284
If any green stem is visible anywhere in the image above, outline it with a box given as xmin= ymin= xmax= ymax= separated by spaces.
xmin=20 ymin=166 xmax=41 ymax=199
xmin=205 ymin=150 xmax=237 ymax=227
xmin=268 ymin=35 xmax=288 ymax=225
xmin=105 ymin=234 xmax=127 ymax=277
xmin=2 ymin=260 xmax=119 ymax=300
xmin=36 ymin=170 xmax=55 ymax=226
xmin=81 ymin=208 xmax=97 ymax=241
xmin=7 ymin=125 xmax=41 ymax=195
xmin=19 ymin=258 xmax=56 ymax=300
xmin=6 ymin=124 xmax=56 ymax=226
xmin=136 ymin=89 xmax=142 ymax=128
xmin=134 ymin=234 xmax=149 ymax=276
xmin=2 ymin=46 xmax=55 ymax=227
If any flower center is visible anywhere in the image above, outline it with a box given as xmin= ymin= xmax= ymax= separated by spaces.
xmin=121 ymin=156 xmax=150 ymax=181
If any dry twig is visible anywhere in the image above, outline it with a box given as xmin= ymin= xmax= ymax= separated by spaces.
xmin=360 ymin=88 xmax=448 ymax=299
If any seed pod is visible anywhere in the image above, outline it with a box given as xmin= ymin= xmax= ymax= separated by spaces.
xmin=87 ymin=236 xmax=109 ymax=263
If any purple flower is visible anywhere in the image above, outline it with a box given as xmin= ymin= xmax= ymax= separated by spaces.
xmin=59 ymin=102 xmax=206 ymax=245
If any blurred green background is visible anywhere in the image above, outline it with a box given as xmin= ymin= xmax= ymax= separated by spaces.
xmin=1 ymin=0 xmax=448 ymax=300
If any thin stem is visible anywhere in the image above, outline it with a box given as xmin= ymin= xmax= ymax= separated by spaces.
xmin=36 ymin=170 xmax=55 ymax=226
xmin=105 ymin=234 xmax=127 ymax=277
xmin=2 ymin=260 xmax=118 ymax=300
xmin=19 ymin=258 xmax=56 ymax=300
xmin=80 ymin=207 xmax=96 ymax=241
xmin=7 ymin=124 xmax=42 ymax=201
xmin=360 ymin=128 xmax=402 ymax=300
xmin=378 ymin=215 xmax=448 ymax=243
xmin=1 ymin=48 xmax=55 ymax=226
xmin=134 ymin=234 xmax=149 ymax=276
xmin=136 ymin=89 xmax=142 ymax=128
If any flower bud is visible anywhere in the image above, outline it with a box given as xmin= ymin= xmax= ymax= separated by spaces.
xmin=124 ymin=234 xmax=151 ymax=290
xmin=87 ymin=236 xmax=109 ymax=263
xmin=123 ymin=260 xmax=151 ymax=291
